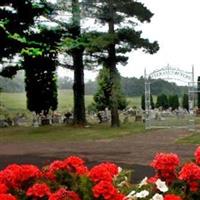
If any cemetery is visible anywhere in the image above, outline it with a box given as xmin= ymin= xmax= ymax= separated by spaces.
xmin=1 ymin=0 xmax=200 ymax=199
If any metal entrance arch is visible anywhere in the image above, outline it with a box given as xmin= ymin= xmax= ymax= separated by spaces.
xmin=144 ymin=65 xmax=194 ymax=130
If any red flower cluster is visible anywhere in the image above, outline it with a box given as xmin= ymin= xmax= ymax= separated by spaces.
xmin=45 ymin=156 xmax=88 ymax=180
xmin=1 ymin=147 xmax=200 ymax=200
xmin=0 ymin=194 xmax=16 ymax=200
xmin=178 ymin=162 xmax=200 ymax=192
xmin=49 ymin=188 xmax=80 ymax=200
xmin=26 ymin=183 xmax=51 ymax=198
xmin=63 ymin=156 xmax=88 ymax=175
xmin=164 ymin=194 xmax=182 ymax=200
xmin=92 ymin=180 xmax=124 ymax=200
xmin=90 ymin=163 xmax=125 ymax=200
xmin=150 ymin=153 xmax=180 ymax=184
xmin=0 ymin=183 xmax=8 ymax=194
xmin=89 ymin=162 xmax=118 ymax=183
xmin=0 ymin=164 xmax=41 ymax=189
xmin=0 ymin=156 xmax=123 ymax=200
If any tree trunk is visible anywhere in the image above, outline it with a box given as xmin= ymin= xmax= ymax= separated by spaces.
xmin=73 ymin=50 xmax=86 ymax=125
xmin=109 ymin=63 xmax=120 ymax=127
xmin=72 ymin=0 xmax=86 ymax=125
xmin=108 ymin=0 xmax=120 ymax=127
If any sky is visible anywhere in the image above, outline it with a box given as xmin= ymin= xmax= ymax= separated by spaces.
xmin=58 ymin=0 xmax=200 ymax=83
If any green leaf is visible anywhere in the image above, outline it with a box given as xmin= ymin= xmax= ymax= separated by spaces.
xmin=8 ymin=33 xmax=27 ymax=43
xmin=21 ymin=48 xmax=43 ymax=57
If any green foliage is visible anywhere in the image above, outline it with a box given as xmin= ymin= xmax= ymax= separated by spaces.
xmin=8 ymin=33 xmax=27 ymax=44
xmin=21 ymin=48 xmax=43 ymax=57
xmin=150 ymin=94 xmax=155 ymax=109
xmin=77 ymin=176 xmax=93 ymax=200
xmin=169 ymin=95 xmax=179 ymax=110
xmin=82 ymin=0 xmax=159 ymax=127
xmin=141 ymin=94 xmax=145 ymax=110
xmin=182 ymin=93 xmax=189 ymax=111
xmin=141 ymin=94 xmax=154 ymax=110
xmin=0 ymin=0 xmax=50 ymax=64
xmin=94 ymin=67 xmax=127 ymax=111
xmin=24 ymin=54 xmax=58 ymax=115
xmin=82 ymin=0 xmax=159 ymax=64
xmin=0 ymin=66 xmax=19 ymax=78
xmin=156 ymin=94 xmax=169 ymax=110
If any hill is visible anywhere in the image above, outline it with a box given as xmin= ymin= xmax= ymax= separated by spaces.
xmin=0 ymin=73 xmax=187 ymax=96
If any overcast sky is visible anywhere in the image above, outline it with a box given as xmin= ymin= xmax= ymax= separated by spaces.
xmin=58 ymin=0 xmax=200 ymax=83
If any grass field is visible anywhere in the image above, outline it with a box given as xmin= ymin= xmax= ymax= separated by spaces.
xmin=177 ymin=132 xmax=200 ymax=144
xmin=0 ymin=122 xmax=144 ymax=142
xmin=0 ymin=90 xmax=142 ymax=115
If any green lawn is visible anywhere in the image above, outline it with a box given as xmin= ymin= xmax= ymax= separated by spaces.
xmin=177 ymin=132 xmax=200 ymax=144
xmin=0 ymin=122 xmax=144 ymax=142
xmin=0 ymin=90 xmax=142 ymax=116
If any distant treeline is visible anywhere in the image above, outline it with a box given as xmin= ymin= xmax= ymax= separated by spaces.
xmin=0 ymin=72 xmax=187 ymax=96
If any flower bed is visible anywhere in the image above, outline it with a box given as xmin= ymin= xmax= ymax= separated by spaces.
xmin=1 ymin=147 xmax=200 ymax=199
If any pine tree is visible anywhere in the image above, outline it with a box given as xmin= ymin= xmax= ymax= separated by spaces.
xmin=170 ymin=95 xmax=179 ymax=110
xmin=46 ymin=0 xmax=93 ymax=125
xmin=156 ymin=94 xmax=169 ymax=110
xmin=94 ymin=66 xmax=127 ymax=111
xmin=82 ymin=0 xmax=159 ymax=127
xmin=0 ymin=1 xmax=60 ymax=115
xmin=182 ymin=93 xmax=189 ymax=111
xmin=23 ymin=28 xmax=61 ymax=115
xmin=142 ymin=94 xmax=154 ymax=110
xmin=150 ymin=95 xmax=155 ymax=109
xmin=141 ymin=94 xmax=145 ymax=110
xmin=0 ymin=0 xmax=48 ymax=70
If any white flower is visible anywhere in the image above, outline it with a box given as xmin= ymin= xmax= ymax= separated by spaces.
xmin=125 ymin=190 xmax=136 ymax=199
xmin=118 ymin=166 xmax=122 ymax=173
xmin=134 ymin=190 xmax=149 ymax=198
xmin=139 ymin=177 xmax=148 ymax=188
xmin=155 ymin=179 xmax=168 ymax=193
xmin=151 ymin=193 xmax=164 ymax=200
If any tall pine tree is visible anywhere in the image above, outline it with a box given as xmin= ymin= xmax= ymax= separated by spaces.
xmin=0 ymin=0 xmax=61 ymax=115
xmin=83 ymin=0 xmax=159 ymax=127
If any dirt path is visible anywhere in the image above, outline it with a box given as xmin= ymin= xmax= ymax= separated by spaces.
xmin=0 ymin=129 xmax=197 ymax=182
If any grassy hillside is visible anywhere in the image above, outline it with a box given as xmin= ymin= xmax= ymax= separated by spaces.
xmin=0 ymin=90 xmax=142 ymax=116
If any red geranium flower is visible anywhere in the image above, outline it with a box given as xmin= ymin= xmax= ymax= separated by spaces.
xmin=20 ymin=164 xmax=42 ymax=182
xmin=151 ymin=153 xmax=180 ymax=171
xmin=44 ymin=160 xmax=66 ymax=180
xmin=150 ymin=153 xmax=180 ymax=184
xmin=89 ymin=162 xmax=118 ymax=183
xmin=26 ymin=183 xmax=51 ymax=198
xmin=0 ymin=194 xmax=17 ymax=200
xmin=0 ymin=164 xmax=42 ymax=189
xmin=49 ymin=188 xmax=80 ymax=200
xmin=92 ymin=180 xmax=123 ymax=200
xmin=164 ymin=194 xmax=182 ymax=200
xmin=178 ymin=162 xmax=200 ymax=192
xmin=0 ymin=164 xmax=23 ymax=188
xmin=179 ymin=162 xmax=200 ymax=181
xmin=63 ymin=156 xmax=88 ymax=175
xmin=0 ymin=183 xmax=8 ymax=194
